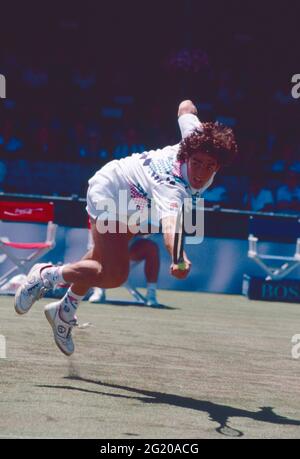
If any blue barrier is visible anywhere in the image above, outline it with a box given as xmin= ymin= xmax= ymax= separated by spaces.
xmin=0 ymin=192 xmax=299 ymax=294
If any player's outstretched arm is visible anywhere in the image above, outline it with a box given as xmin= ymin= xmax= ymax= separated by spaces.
xmin=161 ymin=215 xmax=191 ymax=280
xmin=177 ymin=100 xmax=202 ymax=139
xmin=178 ymin=100 xmax=198 ymax=118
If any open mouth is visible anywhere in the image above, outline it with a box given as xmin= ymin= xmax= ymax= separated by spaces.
xmin=193 ymin=177 xmax=204 ymax=185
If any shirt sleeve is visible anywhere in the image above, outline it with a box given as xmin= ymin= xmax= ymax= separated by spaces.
xmin=178 ymin=113 xmax=203 ymax=139
xmin=152 ymin=184 xmax=186 ymax=220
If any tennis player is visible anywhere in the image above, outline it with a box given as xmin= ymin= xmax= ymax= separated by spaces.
xmin=14 ymin=100 xmax=238 ymax=355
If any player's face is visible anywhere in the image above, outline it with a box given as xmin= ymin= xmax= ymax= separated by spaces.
xmin=187 ymin=152 xmax=220 ymax=189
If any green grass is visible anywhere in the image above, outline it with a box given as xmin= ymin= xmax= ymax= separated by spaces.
xmin=0 ymin=290 xmax=300 ymax=439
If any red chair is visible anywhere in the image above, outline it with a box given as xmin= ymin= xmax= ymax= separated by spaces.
xmin=0 ymin=201 xmax=57 ymax=287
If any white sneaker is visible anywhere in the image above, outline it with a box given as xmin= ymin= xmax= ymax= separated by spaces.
xmin=146 ymin=293 xmax=160 ymax=308
xmin=89 ymin=287 xmax=106 ymax=303
xmin=44 ymin=302 xmax=77 ymax=356
xmin=14 ymin=263 xmax=53 ymax=315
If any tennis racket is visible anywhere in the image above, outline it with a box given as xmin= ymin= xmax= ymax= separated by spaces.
xmin=173 ymin=204 xmax=186 ymax=271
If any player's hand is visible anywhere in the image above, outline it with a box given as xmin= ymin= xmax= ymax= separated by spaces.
xmin=170 ymin=259 xmax=191 ymax=279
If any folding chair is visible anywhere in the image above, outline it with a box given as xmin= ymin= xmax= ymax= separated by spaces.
xmin=248 ymin=216 xmax=300 ymax=280
xmin=0 ymin=201 xmax=57 ymax=287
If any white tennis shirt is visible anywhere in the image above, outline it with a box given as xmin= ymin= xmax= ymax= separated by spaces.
xmin=87 ymin=114 xmax=215 ymax=222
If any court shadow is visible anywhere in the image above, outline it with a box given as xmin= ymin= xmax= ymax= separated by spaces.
xmin=37 ymin=377 xmax=300 ymax=437
xmin=103 ymin=300 xmax=177 ymax=310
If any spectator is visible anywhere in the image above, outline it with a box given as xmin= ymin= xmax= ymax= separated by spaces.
xmin=69 ymin=120 xmax=108 ymax=160
xmin=275 ymin=172 xmax=300 ymax=214
xmin=243 ymin=176 xmax=275 ymax=212
xmin=0 ymin=161 xmax=7 ymax=191
xmin=270 ymin=141 xmax=299 ymax=174
xmin=72 ymin=63 xmax=96 ymax=91
xmin=112 ymin=127 xmax=145 ymax=159
xmin=0 ymin=119 xmax=23 ymax=155
xmin=22 ymin=61 xmax=49 ymax=90
xmin=203 ymin=185 xmax=229 ymax=208
xmin=30 ymin=108 xmax=63 ymax=159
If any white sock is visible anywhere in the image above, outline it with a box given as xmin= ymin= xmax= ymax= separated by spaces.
xmin=95 ymin=287 xmax=105 ymax=295
xmin=147 ymin=282 xmax=157 ymax=299
xmin=41 ymin=265 xmax=65 ymax=288
xmin=59 ymin=288 xmax=84 ymax=323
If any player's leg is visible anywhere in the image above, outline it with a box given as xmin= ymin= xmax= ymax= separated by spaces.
xmin=44 ymin=221 xmax=133 ymax=355
xmin=129 ymin=238 xmax=160 ymax=306
xmin=59 ymin=224 xmax=132 ymax=293
xmin=15 ymin=220 xmax=133 ymax=355
xmin=54 ymin=219 xmax=132 ymax=318
xmin=15 ymin=220 xmax=132 ymax=312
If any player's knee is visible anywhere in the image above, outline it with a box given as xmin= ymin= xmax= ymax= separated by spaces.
xmin=89 ymin=260 xmax=103 ymax=280
xmin=70 ymin=260 xmax=102 ymax=285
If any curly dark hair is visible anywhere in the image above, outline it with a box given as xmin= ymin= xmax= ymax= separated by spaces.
xmin=178 ymin=122 xmax=238 ymax=166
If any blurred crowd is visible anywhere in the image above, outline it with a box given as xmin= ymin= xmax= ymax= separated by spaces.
xmin=0 ymin=2 xmax=299 ymax=213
